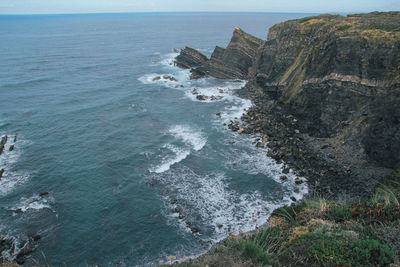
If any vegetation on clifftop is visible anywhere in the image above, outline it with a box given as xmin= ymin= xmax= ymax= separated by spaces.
xmin=175 ymin=165 xmax=400 ymax=266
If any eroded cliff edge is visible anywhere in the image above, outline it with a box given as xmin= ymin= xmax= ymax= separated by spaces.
xmin=176 ymin=12 xmax=400 ymax=200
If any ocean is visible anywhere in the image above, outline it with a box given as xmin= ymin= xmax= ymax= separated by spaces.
xmin=0 ymin=12 xmax=310 ymax=266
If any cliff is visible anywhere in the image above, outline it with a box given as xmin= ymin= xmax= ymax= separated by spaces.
xmin=176 ymin=12 xmax=400 ymax=199
xmin=176 ymin=27 xmax=264 ymax=79
xmin=175 ymin=46 xmax=208 ymax=69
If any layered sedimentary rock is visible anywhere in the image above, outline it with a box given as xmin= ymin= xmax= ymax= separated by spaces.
xmin=177 ymin=12 xmax=400 ymax=199
xmin=175 ymin=46 xmax=208 ymax=69
xmin=251 ymin=12 xmax=400 ymax=198
xmin=176 ymin=27 xmax=263 ymax=79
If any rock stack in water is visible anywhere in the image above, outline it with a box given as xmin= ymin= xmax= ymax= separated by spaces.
xmin=0 ymin=135 xmax=7 ymax=155
xmin=175 ymin=27 xmax=264 ymax=79
xmin=175 ymin=46 xmax=208 ymax=69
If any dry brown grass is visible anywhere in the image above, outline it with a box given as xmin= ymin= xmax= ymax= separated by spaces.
xmin=301 ymin=18 xmax=325 ymax=25
xmin=0 ymin=260 xmax=19 ymax=267
xmin=361 ymin=29 xmax=400 ymax=41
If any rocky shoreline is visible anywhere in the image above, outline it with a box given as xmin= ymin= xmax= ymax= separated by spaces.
xmin=230 ymin=81 xmax=391 ymax=200
xmin=175 ymin=12 xmax=400 ymax=201
xmin=171 ymin=12 xmax=400 ymax=266
xmin=0 ymin=134 xmax=45 ymax=265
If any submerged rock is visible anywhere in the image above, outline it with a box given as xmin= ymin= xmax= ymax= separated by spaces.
xmin=196 ymin=95 xmax=208 ymax=101
xmin=280 ymin=175 xmax=288 ymax=181
xmin=162 ymin=75 xmax=178 ymax=82
xmin=190 ymin=226 xmax=200 ymax=234
xmin=1 ymin=136 xmax=7 ymax=145
xmin=295 ymin=178 xmax=303 ymax=185
xmin=210 ymin=95 xmax=223 ymax=101
xmin=39 ymin=192 xmax=49 ymax=197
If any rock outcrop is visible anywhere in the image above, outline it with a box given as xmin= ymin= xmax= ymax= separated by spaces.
xmin=0 ymin=135 xmax=7 ymax=155
xmin=177 ymin=12 xmax=400 ymax=199
xmin=175 ymin=46 xmax=208 ymax=69
xmin=176 ymin=27 xmax=263 ymax=79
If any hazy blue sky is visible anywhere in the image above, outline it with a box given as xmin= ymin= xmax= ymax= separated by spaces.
xmin=0 ymin=0 xmax=398 ymax=14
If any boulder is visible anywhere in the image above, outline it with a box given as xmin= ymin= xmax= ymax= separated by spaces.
xmin=162 ymin=75 xmax=178 ymax=82
xmin=295 ymin=178 xmax=303 ymax=185
xmin=196 ymin=95 xmax=208 ymax=101
xmin=280 ymin=175 xmax=288 ymax=181
xmin=256 ymin=142 xmax=265 ymax=148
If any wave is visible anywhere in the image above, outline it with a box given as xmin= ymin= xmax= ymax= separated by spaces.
xmin=149 ymin=125 xmax=206 ymax=174
xmin=142 ymin=52 xmax=308 ymax=243
xmin=150 ymin=144 xmax=191 ymax=174
xmin=0 ymin=77 xmax=54 ymax=89
xmin=0 ymin=135 xmax=31 ymax=196
xmin=159 ymin=52 xmax=179 ymax=67
xmin=169 ymin=125 xmax=206 ymax=151
xmin=10 ymin=194 xmax=53 ymax=214
xmin=224 ymin=135 xmax=308 ymax=201
xmin=153 ymin=166 xmax=286 ymax=242
xmin=138 ymin=71 xmax=190 ymax=88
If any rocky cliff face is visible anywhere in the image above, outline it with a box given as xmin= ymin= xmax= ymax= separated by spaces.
xmin=175 ymin=46 xmax=208 ymax=69
xmin=177 ymin=12 xmax=400 ymax=199
xmin=176 ymin=27 xmax=263 ymax=79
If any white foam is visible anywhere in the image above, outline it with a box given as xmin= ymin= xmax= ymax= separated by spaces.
xmin=138 ymin=71 xmax=191 ymax=89
xmin=10 ymin=194 xmax=53 ymax=214
xmin=140 ymin=52 xmax=308 ymax=246
xmin=155 ymin=167 xmax=286 ymax=242
xmin=183 ymin=80 xmax=246 ymax=103
xmin=0 ymin=135 xmax=31 ymax=196
xmin=149 ymin=126 xmax=206 ymax=173
xmin=160 ymin=52 xmax=179 ymax=67
xmin=219 ymin=97 xmax=252 ymax=124
xmin=169 ymin=125 xmax=206 ymax=151
xmin=223 ymin=134 xmax=308 ymax=198
xmin=150 ymin=144 xmax=191 ymax=174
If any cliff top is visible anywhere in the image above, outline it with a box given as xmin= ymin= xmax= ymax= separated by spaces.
xmin=270 ymin=11 xmax=400 ymax=41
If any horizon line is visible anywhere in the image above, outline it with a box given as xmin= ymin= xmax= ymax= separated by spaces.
xmin=0 ymin=10 xmax=372 ymax=16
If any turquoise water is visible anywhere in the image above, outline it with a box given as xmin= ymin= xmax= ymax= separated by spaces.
xmin=0 ymin=13 xmax=309 ymax=266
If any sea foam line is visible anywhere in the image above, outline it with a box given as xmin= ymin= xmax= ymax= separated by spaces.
xmin=149 ymin=125 xmax=206 ymax=174
xmin=0 ymin=135 xmax=31 ymax=196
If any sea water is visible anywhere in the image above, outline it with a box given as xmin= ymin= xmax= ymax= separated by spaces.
xmin=0 ymin=12 xmax=311 ymax=266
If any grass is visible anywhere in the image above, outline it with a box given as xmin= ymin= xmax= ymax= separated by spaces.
xmin=177 ymin=165 xmax=400 ymax=266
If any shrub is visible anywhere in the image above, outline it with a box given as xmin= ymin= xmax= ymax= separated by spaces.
xmin=325 ymin=204 xmax=352 ymax=222
xmin=235 ymin=239 xmax=272 ymax=265
xmin=251 ymin=227 xmax=288 ymax=254
xmin=280 ymin=232 xmax=395 ymax=266
xmin=337 ymin=24 xmax=352 ymax=31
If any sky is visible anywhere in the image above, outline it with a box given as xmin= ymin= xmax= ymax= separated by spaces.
xmin=0 ymin=0 xmax=399 ymax=15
